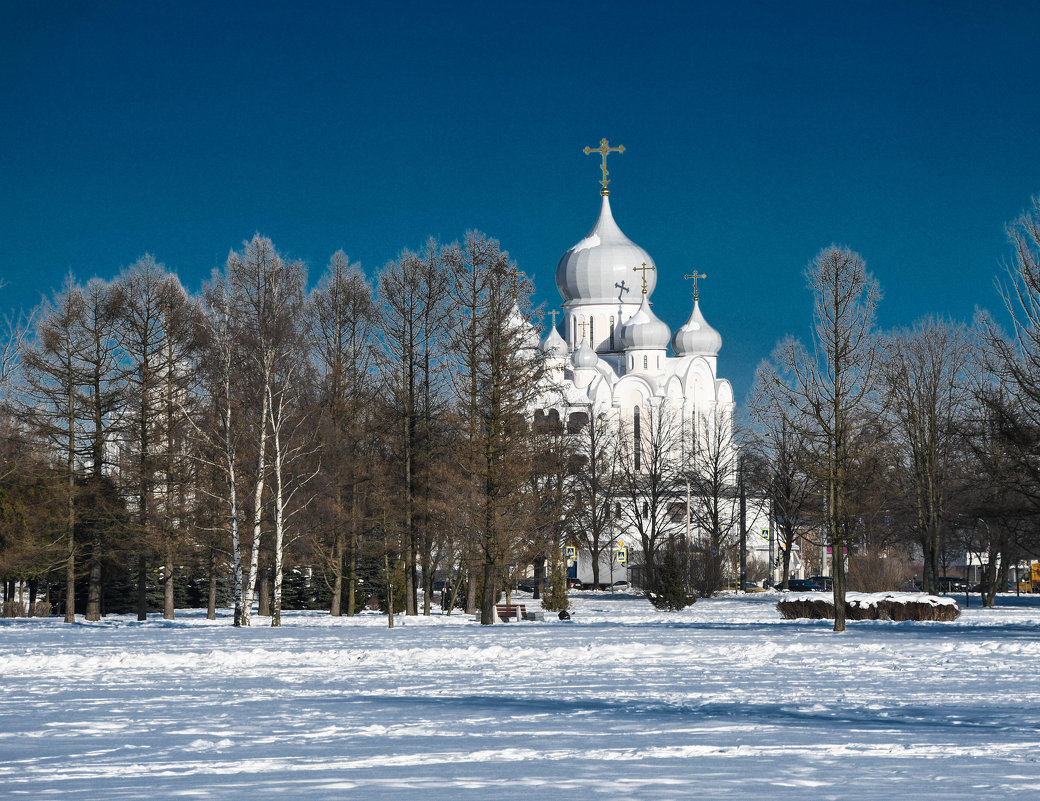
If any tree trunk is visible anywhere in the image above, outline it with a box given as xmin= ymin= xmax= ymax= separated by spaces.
xmin=258 ymin=563 xmax=271 ymax=618
xmin=137 ymin=553 xmax=148 ymax=620
xmin=480 ymin=559 xmax=497 ymax=625
xmin=330 ymin=487 xmax=345 ymax=617
xmin=207 ymin=548 xmax=217 ymax=620
xmin=466 ymin=560 xmax=477 ymax=615
xmin=164 ymin=531 xmax=175 ymax=620
xmin=85 ymin=543 xmax=102 ymax=621
xmin=533 ymin=557 xmax=545 ymax=600
xmin=346 ymin=483 xmax=358 ymax=616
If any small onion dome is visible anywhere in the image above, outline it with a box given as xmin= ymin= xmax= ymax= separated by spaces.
xmin=555 ymin=195 xmax=655 ymax=304
xmin=571 ymin=339 xmax=599 ymax=370
xmin=619 ymin=294 xmax=671 ymax=351
xmin=672 ymin=300 xmax=722 ymax=357
xmin=540 ymin=324 xmax=568 ymax=359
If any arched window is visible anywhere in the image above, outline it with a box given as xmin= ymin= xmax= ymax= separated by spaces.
xmin=609 ymin=316 xmax=615 ymax=349
xmin=590 ymin=317 xmax=595 ymax=346
xmin=657 ymin=355 xmax=661 ymax=369
xmin=643 ymin=355 xmax=648 ymax=370
xmin=642 ymin=501 xmax=649 ymax=519
xmin=633 ymin=406 xmax=641 ymax=471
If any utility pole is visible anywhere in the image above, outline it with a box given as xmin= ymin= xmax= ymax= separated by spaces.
xmin=739 ymin=457 xmax=747 ymax=593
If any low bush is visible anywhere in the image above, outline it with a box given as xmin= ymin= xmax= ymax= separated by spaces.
xmin=777 ymin=593 xmax=960 ymax=622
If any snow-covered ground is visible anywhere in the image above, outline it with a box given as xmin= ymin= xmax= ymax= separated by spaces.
xmin=2 ymin=591 xmax=1039 ymax=799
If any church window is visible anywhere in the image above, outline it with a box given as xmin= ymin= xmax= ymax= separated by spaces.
xmin=615 ymin=503 xmax=621 ymax=517
xmin=643 ymin=355 xmax=648 ymax=370
xmin=590 ymin=317 xmax=595 ymax=345
xmin=657 ymin=355 xmax=661 ymax=369
xmin=642 ymin=502 xmax=649 ymax=519
xmin=609 ymin=316 xmax=615 ymax=349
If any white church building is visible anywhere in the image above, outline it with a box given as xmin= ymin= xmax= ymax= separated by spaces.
xmin=529 ymin=140 xmax=773 ymax=588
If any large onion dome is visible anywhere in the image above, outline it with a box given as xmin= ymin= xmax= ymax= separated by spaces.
xmin=556 ymin=195 xmax=656 ymax=304
xmin=672 ymin=300 xmax=722 ymax=357
xmin=619 ymin=294 xmax=671 ymax=351
xmin=571 ymin=338 xmax=599 ymax=369
xmin=540 ymin=324 xmax=568 ymax=358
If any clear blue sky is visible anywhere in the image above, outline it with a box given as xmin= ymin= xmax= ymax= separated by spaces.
xmin=2 ymin=1 xmax=1039 ymax=404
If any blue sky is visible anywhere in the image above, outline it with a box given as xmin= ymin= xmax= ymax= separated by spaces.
xmin=2 ymin=1 xmax=1039 ymax=404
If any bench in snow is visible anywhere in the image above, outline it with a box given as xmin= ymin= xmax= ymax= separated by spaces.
xmin=494 ymin=603 xmax=543 ymax=622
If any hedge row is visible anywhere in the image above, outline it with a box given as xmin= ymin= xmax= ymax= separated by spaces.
xmin=777 ymin=596 xmax=961 ymax=622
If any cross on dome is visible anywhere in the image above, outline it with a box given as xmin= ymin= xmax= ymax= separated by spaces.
xmin=684 ymin=270 xmax=707 ymax=302
xmin=583 ymin=137 xmax=625 ymax=196
xmin=633 ymin=262 xmax=656 ymax=295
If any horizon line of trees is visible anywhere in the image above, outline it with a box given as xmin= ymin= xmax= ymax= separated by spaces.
xmin=2 ymin=195 xmax=1040 ymax=629
xmin=749 ymin=196 xmax=1040 ymax=631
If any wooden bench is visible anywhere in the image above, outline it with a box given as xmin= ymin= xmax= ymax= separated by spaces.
xmin=496 ymin=603 xmax=525 ymax=621
xmin=494 ymin=603 xmax=544 ymax=622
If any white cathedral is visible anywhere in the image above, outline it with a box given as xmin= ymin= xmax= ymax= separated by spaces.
xmin=524 ymin=140 xmax=772 ymax=588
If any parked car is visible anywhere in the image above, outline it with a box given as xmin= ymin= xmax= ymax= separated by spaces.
xmin=937 ymin=577 xmax=968 ymax=592
xmin=609 ymin=580 xmax=630 ymax=591
xmin=566 ymin=577 xmax=583 ymax=589
xmin=776 ymin=579 xmax=825 ymax=592
xmin=807 ymin=575 xmax=833 ymax=590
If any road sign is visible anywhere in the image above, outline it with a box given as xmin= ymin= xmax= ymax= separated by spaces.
xmin=615 ymin=548 xmax=627 ymax=564
xmin=566 ymin=545 xmax=576 ymax=559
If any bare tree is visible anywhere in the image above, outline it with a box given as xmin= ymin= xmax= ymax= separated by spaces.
xmin=975 ymin=196 xmax=1040 ymax=568
xmin=569 ymin=409 xmax=622 ymax=590
xmin=767 ymin=246 xmax=884 ymax=632
xmin=685 ymin=407 xmax=742 ymax=597
xmin=445 ymin=232 xmax=542 ymax=624
xmin=617 ymin=402 xmax=685 ymax=594
xmin=311 ymin=251 xmax=376 ymax=617
xmin=748 ymin=364 xmax=817 ymax=588
xmin=883 ymin=317 xmax=971 ymax=595
xmin=20 ymin=276 xmax=89 ymax=622
xmin=74 ymin=278 xmax=125 ymax=622
xmin=113 ymin=256 xmax=200 ymax=620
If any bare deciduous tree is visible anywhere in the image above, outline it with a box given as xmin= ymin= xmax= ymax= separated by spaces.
xmin=767 ymin=246 xmax=884 ymax=632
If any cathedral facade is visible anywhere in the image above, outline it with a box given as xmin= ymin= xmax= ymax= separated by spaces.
xmin=530 ymin=142 xmax=761 ymax=589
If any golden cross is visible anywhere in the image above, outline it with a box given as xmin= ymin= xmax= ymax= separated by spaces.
xmin=549 ymin=309 xmax=559 ymax=328
xmin=684 ymin=270 xmax=707 ymax=302
xmin=578 ymin=319 xmax=588 ymax=342
xmin=633 ymin=262 xmax=656 ymax=295
xmin=583 ymin=137 xmax=625 ymax=196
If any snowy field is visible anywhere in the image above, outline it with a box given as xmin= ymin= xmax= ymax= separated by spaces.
xmin=2 ymin=592 xmax=1039 ymax=800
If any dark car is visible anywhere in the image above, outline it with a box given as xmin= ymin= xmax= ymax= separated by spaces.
xmin=776 ymin=579 xmax=825 ymax=592
xmin=567 ymin=577 xmax=583 ymax=589
xmin=807 ymin=575 xmax=833 ymax=590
